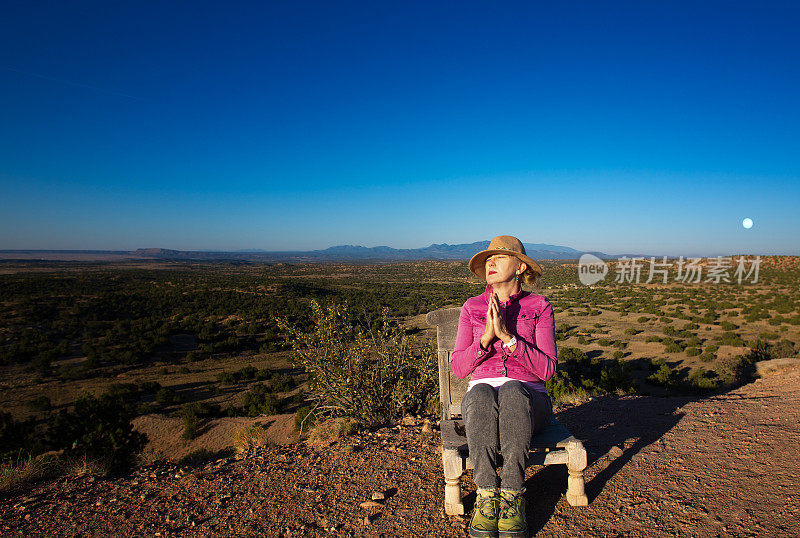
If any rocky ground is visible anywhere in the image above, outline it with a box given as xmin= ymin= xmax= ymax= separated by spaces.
xmin=2 ymin=363 xmax=799 ymax=537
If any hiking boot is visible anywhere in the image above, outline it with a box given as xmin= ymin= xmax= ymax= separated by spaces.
xmin=498 ymin=488 xmax=527 ymax=537
xmin=469 ymin=487 xmax=499 ymax=538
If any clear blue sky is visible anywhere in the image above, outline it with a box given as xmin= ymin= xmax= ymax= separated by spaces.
xmin=1 ymin=1 xmax=798 ymax=256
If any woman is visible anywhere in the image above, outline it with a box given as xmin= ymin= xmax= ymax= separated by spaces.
xmin=451 ymin=235 xmax=557 ymax=538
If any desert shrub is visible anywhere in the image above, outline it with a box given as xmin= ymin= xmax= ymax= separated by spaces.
xmin=772 ymin=339 xmax=797 ymax=358
xmin=659 ymin=317 xmax=672 ymax=323
xmin=686 ymin=336 xmax=703 ymax=347
xmin=180 ymin=405 xmax=200 ymax=440
xmin=688 ymin=369 xmax=718 ymax=391
xmin=637 ymin=316 xmax=650 ymax=323
xmin=271 ymin=373 xmax=295 ymax=393
xmin=645 ymin=335 xmax=661 ymax=343
xmin=612 ymin=340 xmax=627 ymax=349
xmin=768 ymin=315 xmax=784 ymax=326
xmin=577 ymin=335 xmax=587 ymax=344
xmin=685 ymin=347 xmax=701 ymax=357
xmin=612 ymin=350 xmax=625 ymax=359
xmin=758 ymin=331 xmax=779 ymax=341
xmin=662 ymin=338 xmax=682 ymax=353
xmin=717 ymin=355 xmax=755 ymax=387
xmin=720 ymin=321 xmax=738 ymax=331
xmin=662 ymin=326 xmax=677 ymax=336
xmin=0 ymin=413 xmax=40 ymax=462
xmin=47 ymin=393 xmax=147 ymax=474
xmin=241 ymin=383 xmax=279 ymax=417
xmin=624 ymin=328 xmax=639 ymax=335
xmin=279 ymin=301 xmax=437 ymax=426
xmin=718 ymin=332 xmax=745 ymax=347
xmin=155 ymin=387 xmax=181 ymax=406
xmin=547 ymin=347 xmax=634 ymax=402
xmin=744 ymin=339 xmax=773 ymax=363
xmin=216 ymin=371 xmax=237 ymax=385
xmin=648 ymin=363 xmax=674 ymax=386
xmin=138 ymin=381 xmax=161 ymax=393
xmin=599 ymin=359 xmax=633 ymax=392
xmin=234 ymin=423 xmax=270 ymax=453
xmin=699 ymin=352 xmax=715 ymax=363
xmin=597 ymin=338 xmax=611 ymax=346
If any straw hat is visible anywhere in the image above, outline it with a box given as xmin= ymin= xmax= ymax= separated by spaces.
xmin=468 ymin=235 xmax=543 ymax=280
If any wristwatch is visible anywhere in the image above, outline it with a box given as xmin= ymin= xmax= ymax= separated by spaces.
xmin=502 ymin=336 xmax=517 ymax=348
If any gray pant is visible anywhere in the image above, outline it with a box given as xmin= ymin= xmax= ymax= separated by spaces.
xmin=462 ymin=381 xmax=553 ymax=490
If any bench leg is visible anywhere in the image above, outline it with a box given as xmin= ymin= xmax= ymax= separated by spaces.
xmin=565 ymin=441 xmax=589 ymax=507
xmin=442 ymin=448 xmax=465 ymax=515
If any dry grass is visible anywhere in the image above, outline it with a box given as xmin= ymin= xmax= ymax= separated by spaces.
xmin=233 ymin=423 xmax=271 ymax=454
xmin=0 ymin=452 xmax=63 ymax=493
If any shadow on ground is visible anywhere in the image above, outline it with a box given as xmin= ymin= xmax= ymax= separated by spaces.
xmin=522 ymin=390 xmax=702 ymax=535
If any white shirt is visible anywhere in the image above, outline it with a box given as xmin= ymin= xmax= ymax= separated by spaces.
xmin=467 ymin=376 xmax=548 ymax=393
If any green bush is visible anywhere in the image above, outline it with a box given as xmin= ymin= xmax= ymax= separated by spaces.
xmin=648 ymin=363 xmax=674 ymax=386
xmin=1 ymin=412 xmax=39 ymax=461
xmin=546 ymin=347 xmax=634 ymax=402
xmin=688 ymin=369 xmax=718 ymax=391
xmin=597 ymin=338 xmax=611 ymax=346
xmin=686 ymin=336 xmax=703 ymax=347
xmin=47 ymin=393 xmax=147 ymax=474
xmin=637 ymin=316 xmax=650 ymax=323
xmin=280 ymin=301 xmax=437 ymax=426
xmin=241 ymin=383 xmax=279 ymax=417
xmin=180 ymin=404 xmax=200 ymax=440
xmin=720 ymin=321 xmax=738 ymax=331
xmin=718 ymin=332 xmax=745 ymax=347
xmin=271 ymin=373 xmax=295 ymax=393
xmin=624 ymin=328 xmax=639 ymax=335
xmin=685 ymin=347 xmax=701 ymax=357
xmin=662 ymin=326 xmax=677 ymax=336
xmin=155 ymin=387 xmax=181 ymax=406
xmin=612 ymin=350 xmax=625 ymax=359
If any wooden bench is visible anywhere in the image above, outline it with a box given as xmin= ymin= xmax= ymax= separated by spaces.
xmin=426 ymin=307 xmax=589 ymax=516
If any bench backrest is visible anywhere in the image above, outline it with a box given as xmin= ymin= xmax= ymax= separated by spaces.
xmin=426 ymin=307 xmax=470 ymax=420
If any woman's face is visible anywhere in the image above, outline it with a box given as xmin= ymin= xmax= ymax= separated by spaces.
xmin=485 ymin=254 xmax=523 ymax=285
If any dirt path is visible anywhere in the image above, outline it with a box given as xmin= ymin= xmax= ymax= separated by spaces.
xmin=3 ymin=366 xmax=799 ymax=537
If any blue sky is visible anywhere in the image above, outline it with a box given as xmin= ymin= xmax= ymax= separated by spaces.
xmin=1 ymin=1 xmax=799 ymax=255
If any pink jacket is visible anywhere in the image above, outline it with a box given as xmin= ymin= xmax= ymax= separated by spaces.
xmin=451 ymin=284 xmax=557 ymax=387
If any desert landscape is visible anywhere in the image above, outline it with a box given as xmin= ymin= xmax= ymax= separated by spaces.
xmin=1 ymin=257 xmax=799 ymax=536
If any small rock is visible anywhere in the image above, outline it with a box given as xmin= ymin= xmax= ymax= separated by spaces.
xmin=421 ymin=420 xmax=433 ymax=434
xmin=360 ymin=501 xmax=381 ymax=509
xmin=363 ymin=515 xmax=372 ymax=526
xmin=401 ymin=416 xmax=417 ymax=426
xmin=609 ymin=446 xmax=624 ymax=458
xmin=371 ymin=491 xmax=385 ymax=501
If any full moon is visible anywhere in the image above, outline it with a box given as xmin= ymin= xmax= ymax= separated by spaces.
xmin=742 ymin=217 xmax=754 ymax=229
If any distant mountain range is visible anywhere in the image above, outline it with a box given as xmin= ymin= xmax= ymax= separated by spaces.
xmin=0 ymin=242 xmax=617 ymax=262
xmin=132 ymin=242 xmax=614 ymax=262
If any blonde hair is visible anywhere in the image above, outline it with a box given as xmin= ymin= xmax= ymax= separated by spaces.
xmin=517 ymin=260 xmax=541 ymax=289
